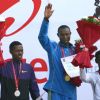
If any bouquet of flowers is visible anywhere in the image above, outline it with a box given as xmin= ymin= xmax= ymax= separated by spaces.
xmin=72 ymin=40 xmax=97 ymax=68
xmin=76 ymin=16 xmax=100 ymax=48
xmin=72 ymin=16 xmax=100 ymax=68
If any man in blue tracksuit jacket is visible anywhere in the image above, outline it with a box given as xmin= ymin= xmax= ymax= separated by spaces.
xmin=38 ymin=3 xmax=77 ymax=100
xmin=0 ymin=41 xmax=40 ymax=100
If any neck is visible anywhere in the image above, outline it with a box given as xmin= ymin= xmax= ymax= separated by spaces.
xmin=59 ymin=41 xmax=71 ymax=47
xmin=12 ymin=58 xmax=21 ymax=63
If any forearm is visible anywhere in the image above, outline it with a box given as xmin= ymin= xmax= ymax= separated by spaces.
xmin=38 ymin=18 xmax=52 ymax=51
xmin=30 ymin=82 xmax=40 ymax=100
xmin=29 ymin=68 xmax=40 ymax=99
xmin=38 ymin=18 xmax=49 ymax=38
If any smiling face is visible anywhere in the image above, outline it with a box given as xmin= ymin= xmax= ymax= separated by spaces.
xmin=9 ymin=41 xmax=23 ymax=61
xmin=10 ymin=45 xmax=23 ymax=61
xmin=57 ymin=26 xmax=71 ymax=44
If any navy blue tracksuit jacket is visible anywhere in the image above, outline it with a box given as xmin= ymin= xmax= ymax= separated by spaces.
xmin=0 ymin=60 xmax=40 ymax=100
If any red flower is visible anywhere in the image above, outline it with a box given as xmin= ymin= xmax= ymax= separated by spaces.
xmin=72 ymin=16 xmax=99 ymax=68
xmin=70 ymin=76 xmax=82 ymax=87
xmin=76 ymin=20 xmax=100 ymax=48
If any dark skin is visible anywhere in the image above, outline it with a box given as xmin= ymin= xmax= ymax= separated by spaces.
xmin=58 ymin=28 xmax=71 ymax=45
xmin=45 ymin=3 xmax=71 ymax=44
xmin=10 ymin=45 xmax=23 ymax=61
xmin=95 ymin=55 xmax=100 ymax=71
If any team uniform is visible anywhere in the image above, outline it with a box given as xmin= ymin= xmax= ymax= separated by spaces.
xmin=0 ymin=60 xmax=40 ymax=100
xmin=38 ymin=18 xmax=77 ymax=100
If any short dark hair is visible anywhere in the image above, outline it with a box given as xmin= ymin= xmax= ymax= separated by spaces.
xmin=95 ymin=50 xmax=100 ymax=58
xmin=57 ymin=25 xmax=71 ymax=35
xmin=9 ymin=41 xmax=22 ymax=52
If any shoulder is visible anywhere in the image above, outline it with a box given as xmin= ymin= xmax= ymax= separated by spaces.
xmin=23 ymin=63 xmax=33 ymax=70
xmin=23 ymin=63 xmax=32 ymax=68
xmin=47 ymin=40 xmax=58 ymax=48
xmin=3 ymin=60 xmax=12 ymax=67
xmin=52 ymin=41 xmax=58 ymax=46
xmin=69 ymin=43 xmax=75 ymax=53
xmin=51 ymin=41 xmax=59 ymax=51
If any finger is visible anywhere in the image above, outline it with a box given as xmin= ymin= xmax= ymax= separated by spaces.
xmin=47 ymin=3 xmax=52 ymax=9
xmin=51 ymin=10 xmax=54 ymax=14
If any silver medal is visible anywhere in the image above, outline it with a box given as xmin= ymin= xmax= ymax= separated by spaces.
xmin=14 ymin=90 xmax=20 ymax=97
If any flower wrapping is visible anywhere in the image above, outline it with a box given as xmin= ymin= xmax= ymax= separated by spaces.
xmin=76 ymin=18 xmax=100 ymax=48
xmin=70 ymin=76 xmax=82 ymax=87
xmin=72 ymin=16 xmax=99 ymax=68
xmin=72 ymin=45 xmax=97 ymax=68
xmin=72 ymin=49 xmax=92 ymax=68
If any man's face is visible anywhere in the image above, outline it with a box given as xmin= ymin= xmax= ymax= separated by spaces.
xmin=58 ymin=28 xmax=71 ymax=44
xmin=11 ymin=45 xmax=23 ymax=60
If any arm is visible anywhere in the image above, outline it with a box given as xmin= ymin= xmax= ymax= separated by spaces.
xmin=38 ymin=3 xmax=54 ymax=52
xmin=80 ymin=68 xmax=93 ymax=83
xmin=29 ymin=66 xmax=40 ymax=100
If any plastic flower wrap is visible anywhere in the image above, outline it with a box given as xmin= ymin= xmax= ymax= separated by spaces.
xmin=72 ymin=39 xmax=96 ymax=68
xmin=72 ymin=17 xmax=100 ymax=68
xmin=76 ymin=16 xmax=100 ymax=48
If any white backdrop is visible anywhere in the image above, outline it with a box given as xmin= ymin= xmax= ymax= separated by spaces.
xmin=1 ymin=0 xmax=100 ymax=100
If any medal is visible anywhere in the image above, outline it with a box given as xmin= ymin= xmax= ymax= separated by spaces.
xmin=12 ymin=61 xmax=22 ymax=97
xmin=65 ymin=75 xmax=70 ymax=81
xmin=60 ymin=48 xmax=73 ymax=82
xmin=14 ymin=89 xmax=20 ymax=97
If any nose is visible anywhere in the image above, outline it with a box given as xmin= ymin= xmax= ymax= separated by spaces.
xmin=18 ymin=51 xmax=23 ymax=55
xmin=64 ymin=35 xmax=70 ymax=39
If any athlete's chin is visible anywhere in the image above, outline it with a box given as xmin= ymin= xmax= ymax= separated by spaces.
xmin=63 ymin=41 xmax=70 ymax=44
xmin=17 ymin=56 xmax=22 ymax=61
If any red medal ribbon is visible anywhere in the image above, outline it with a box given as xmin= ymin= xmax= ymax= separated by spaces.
xmin=61 ymin=47 xmax=73 ymax=58
xmin=12 ymin=61 xmax=22 ymax=90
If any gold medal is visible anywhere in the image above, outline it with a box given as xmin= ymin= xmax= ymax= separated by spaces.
xmin=65 ymin=75 xmax=70 ymax=81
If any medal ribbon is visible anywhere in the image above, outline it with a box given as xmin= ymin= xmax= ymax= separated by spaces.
xmin=61 ymin=47 xmax=74 ymax=58
xmin=61 ymin=47 xmax=73 ymax=81
xmin=12 ymin=61 xmax=22 ymax=90
xmin=61 ymin=48 xmax=65 ymax=57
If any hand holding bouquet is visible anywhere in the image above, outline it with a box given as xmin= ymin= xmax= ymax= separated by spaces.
xmin=72 ymin=39 xmax=92 ymax=68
